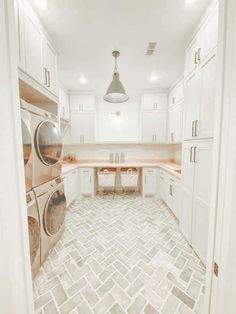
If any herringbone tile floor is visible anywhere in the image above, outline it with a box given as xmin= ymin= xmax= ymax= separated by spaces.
xmin=34 ymin=194 xmax=205 ymax=314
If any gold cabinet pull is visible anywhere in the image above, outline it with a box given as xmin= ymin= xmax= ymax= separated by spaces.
xmin=194 ymin=52 xmax=198 ymax=64
xmin=193 ymin=146 xmax=197 ymax=162
xmin=194 ymin=120 xmax=198 ymax=137
xmin=197 ymin=48 xmax=201 ymax=62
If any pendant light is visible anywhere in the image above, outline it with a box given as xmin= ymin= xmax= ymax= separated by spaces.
xmin=103 ymin=51 xmax=129 ymax=103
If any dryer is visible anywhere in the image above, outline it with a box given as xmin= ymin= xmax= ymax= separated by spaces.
xmin=26 ymin=190 xmax=41 ymax=278
xmin=20 ymin=101 xmax=33 ymax=192
xmin=33 ymin=177 xmax=66 ymax=264
xmin=21 ymin=100 xmax=63 ymax=188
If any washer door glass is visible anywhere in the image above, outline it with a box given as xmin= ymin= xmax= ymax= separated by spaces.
xmin=44 ymin=188 xmax=66 ymax=236
xmin=28 ymin=216 xmax=40 ymax=265
xmin=21 ymin=119 xmax=32 ymax=166
xmin=35 ymin=121 xmax=62 ymax=166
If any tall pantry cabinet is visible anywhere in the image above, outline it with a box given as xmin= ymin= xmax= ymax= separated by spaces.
xmin=181 ymin=2 xmax=218 ymax=265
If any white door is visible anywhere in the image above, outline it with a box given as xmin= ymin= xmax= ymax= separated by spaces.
xmin=180 ymin=142 xmax=195 ymax=241
xmin=183 ymin=71 xmax=201 ymax=140
xmin=71 ymin=111 xmax=95 ymax=144
xmin=24 ymin=11 xmax=43 ymax=84
xmin=197 ymin=52 xmax=217 ymax=139
xmin=168 ymin=106 xmax=175 ymax=142
xmin=192 ymin=141 xmax=213 ymax=264
xmin=156 ymin=109 xmax=167 ymax=143
xmin=79 ymin=173 xmax=93 ymax=195
xmin=199 ymin=6 xmax=218 ymax=62
xmin=59 ymin=88 xmax=70 ymax=120
xmin=185 ymin=37 xmax=199 ymax=77
xmin=70 ymin=95 xmax=95 ymax=112
xmin=14 ymin=0 xmax=25 ymax=70
xmin=43 ymin=40 xmax=58 ymax=95
xmin=143 ymin=174 xmax=157 ymax=195
xmin=141 ymin=111 xmax=157 ymax=143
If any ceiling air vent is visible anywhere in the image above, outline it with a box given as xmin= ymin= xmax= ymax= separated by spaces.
xmin=146 ymin=42 xmax=157 ymax=56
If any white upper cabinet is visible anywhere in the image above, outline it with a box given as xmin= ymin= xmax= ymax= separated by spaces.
xmin=14 ymin=0 xmax=25 ymax=70
xmin=198 ymin=6 xmax=218 ymax=64
xmin=184 ymin=3 xmax=218 ymax=78
xmin=14 ymin=0 xmax=58 ymax=97
xmin=24 ymin=8 xmax=43 ymax=84
xmin=183 ymin=50 xmax=217 ymax=140
xmin=168 ymin=80 xmax=183 ymax=143
xmin=70 ymin=94 xmax=95 ymax=112
xmin=141 ymin=93 xmax=167 ymax=110
xmin=43 ymin=40 xmax=58 ymax=95
xmin=183 ymin=71 xmax=201 ymax=140
xmin=59 ymin=88 xmax=70 ymax=121
xmin=185 ymin=37 xmax=199 ymax=78
xmin=141 ymin=93 xmax=167 ymax=143
xmin=70 ymin=95 xmax=95 ymax=144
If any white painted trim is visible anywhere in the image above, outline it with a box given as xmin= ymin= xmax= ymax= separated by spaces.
xmin=0 ymin=0 xmax=33 ymax=313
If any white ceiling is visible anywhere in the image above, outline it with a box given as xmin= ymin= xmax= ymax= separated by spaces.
xmin=30 ymin=0 xmax=211 ymax=95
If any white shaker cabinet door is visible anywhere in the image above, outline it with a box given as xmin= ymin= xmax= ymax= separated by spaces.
xmin=183 ymin=72 xmax=201 ymax=140
xmin=185 ymin=37 xmax=199 ymax=77
xmin=43 ymin=40 xmax=58 ymax=96
xmin=156 ymin=109 xmax=167 ymax=143
xmin=24 ymin=11 xmax=43 ymax=84
xmin=71 ymin=111 xmax=95 ymax=144
xmin=14 ymin=0 xmax=25 ymax=70
xmin=180 ymin=143 xmax=195 ymax=242
xmin=192 ymin=141 xmax=213 ymax=264
xmin=141 ymin=111 xmax=157 ymax=143
xmin=199 ymin=5 xmax=218 ymax=62
xmin=197 ymin=52 xmax=217 ymax=139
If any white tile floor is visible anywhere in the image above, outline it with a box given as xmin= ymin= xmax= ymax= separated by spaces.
xmin=34 ymin=194 xmax=205 ymax=314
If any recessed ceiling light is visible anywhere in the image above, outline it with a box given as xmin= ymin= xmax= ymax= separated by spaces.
xmin=34 ymin=0 xmax=47 ymax=10
xmin=78 ymin=75 xmax=87 ymax=85
xmin=148 ymin=73 xmax=159 ymax=83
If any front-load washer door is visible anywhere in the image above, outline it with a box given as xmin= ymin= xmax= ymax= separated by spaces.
xmin=43 ymin=188 xmax=66 ymax=237
xmin=21 ymin=119 xmax=32 ymax=191
xmin=35 ymin=121 xmax=62 ymax=166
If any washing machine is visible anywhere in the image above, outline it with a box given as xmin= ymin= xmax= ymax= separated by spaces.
xmin=20 ymin=101 xmax=33 ymax=192
xmin=26 ymin=190 xmax=41 ymax=278
xmin=33 ymin=177 xmax=66 ymax=264
xmin=21 ymin=100 xmax=63 ymax=188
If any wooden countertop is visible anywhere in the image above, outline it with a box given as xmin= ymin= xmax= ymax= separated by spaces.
xmin=62 ymin=161 xmax=181 ymax=179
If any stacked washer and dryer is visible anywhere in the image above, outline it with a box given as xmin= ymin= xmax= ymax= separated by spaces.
xmin=21 ymin=100 xmax=67 ymax=278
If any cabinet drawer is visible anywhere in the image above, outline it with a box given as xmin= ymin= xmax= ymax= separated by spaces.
xmin=79 ymin=168 xmax=94 ymax=174
xmin=143 ymin=168 xmax=158 ymax=174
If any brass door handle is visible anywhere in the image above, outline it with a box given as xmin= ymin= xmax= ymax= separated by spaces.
xmin=43 ymin=67 xmax=47 ymax=85
xmin=195 ymin=52 xmax=198 ymax=64
xmin=194 ymin=120 xmax=198 ymax=137
xmin=193 ymin=146 xmax=197 ymax=163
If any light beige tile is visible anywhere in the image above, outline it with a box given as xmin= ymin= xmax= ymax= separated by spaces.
xmin=94 ymin=293 xmax=115 ymax=314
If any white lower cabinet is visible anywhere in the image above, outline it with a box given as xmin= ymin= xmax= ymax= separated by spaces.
xmin=142 ymin=168 xmax=159 ymax=197
xmin=160 ymin=170 xmax=181 ymax=220
xmin=63 ymin=169 xmax=79 ymax=206
xmin=181 ymin=140 xmax=213 ymax=264
xmin=78 ymin=168 xmax=95 ymax=197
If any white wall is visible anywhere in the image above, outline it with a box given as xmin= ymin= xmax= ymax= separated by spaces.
xmin=96 ymin=95 xmax=140 ymax=142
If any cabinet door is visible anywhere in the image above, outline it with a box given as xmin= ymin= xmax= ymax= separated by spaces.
xmin=196 ymin=52 xmax=217 ymax=139
xmin=185 ymin=37 xmax=198 ymax=77
xmin=180 ymin=143 xmax=195 ymax=241
xmin=168 ymin=106 xmax=175 ymax=142
xmin=155 ymin=109 xmax=167 ymax=143
xmin=174 ymin=103 xmax=183 ymax=143
xmin=192 ymin=141 xmax=213 ymax=264
xmin=199 ymin=6 xmax=218 ymax=62
xmin=142 ymin=94 xmax=167 ymax=110
xmin=14 ymin=0 xmax=25 ymax=70
xmin=143 ymin=174 xmax=157 ymax=195
xmin=141 ymin=111 xmax=157 ymax=143
xmin=70 ymin=95 xmax=95 ymax=112
xmin=71 ymin=112 xmax=95 ymax=144
xmin=79 ymin=173 xmax=93 ymax=195
xmin=183 ymin=72 xmax=201 ymax=140
xmin=24 ymin=11 xmax=43 ymax=84
xmin=43 ymin=40 xmax=58 ymax=95
xmin=59 ymin=88 xmax=70 ymax=120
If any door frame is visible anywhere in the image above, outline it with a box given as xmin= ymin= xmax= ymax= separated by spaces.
xmin=0 ymin=0 xmax=33 ymax=313
xmin=204 ymin=0 xmax=236 ymax=313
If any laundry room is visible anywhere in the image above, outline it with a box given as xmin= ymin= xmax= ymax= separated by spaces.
xmin=1 ymin=0 xmax=236 ymax=314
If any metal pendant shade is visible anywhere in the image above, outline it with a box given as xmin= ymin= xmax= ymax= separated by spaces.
xmin=104 ymin=51 xmax=129 ymax=103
